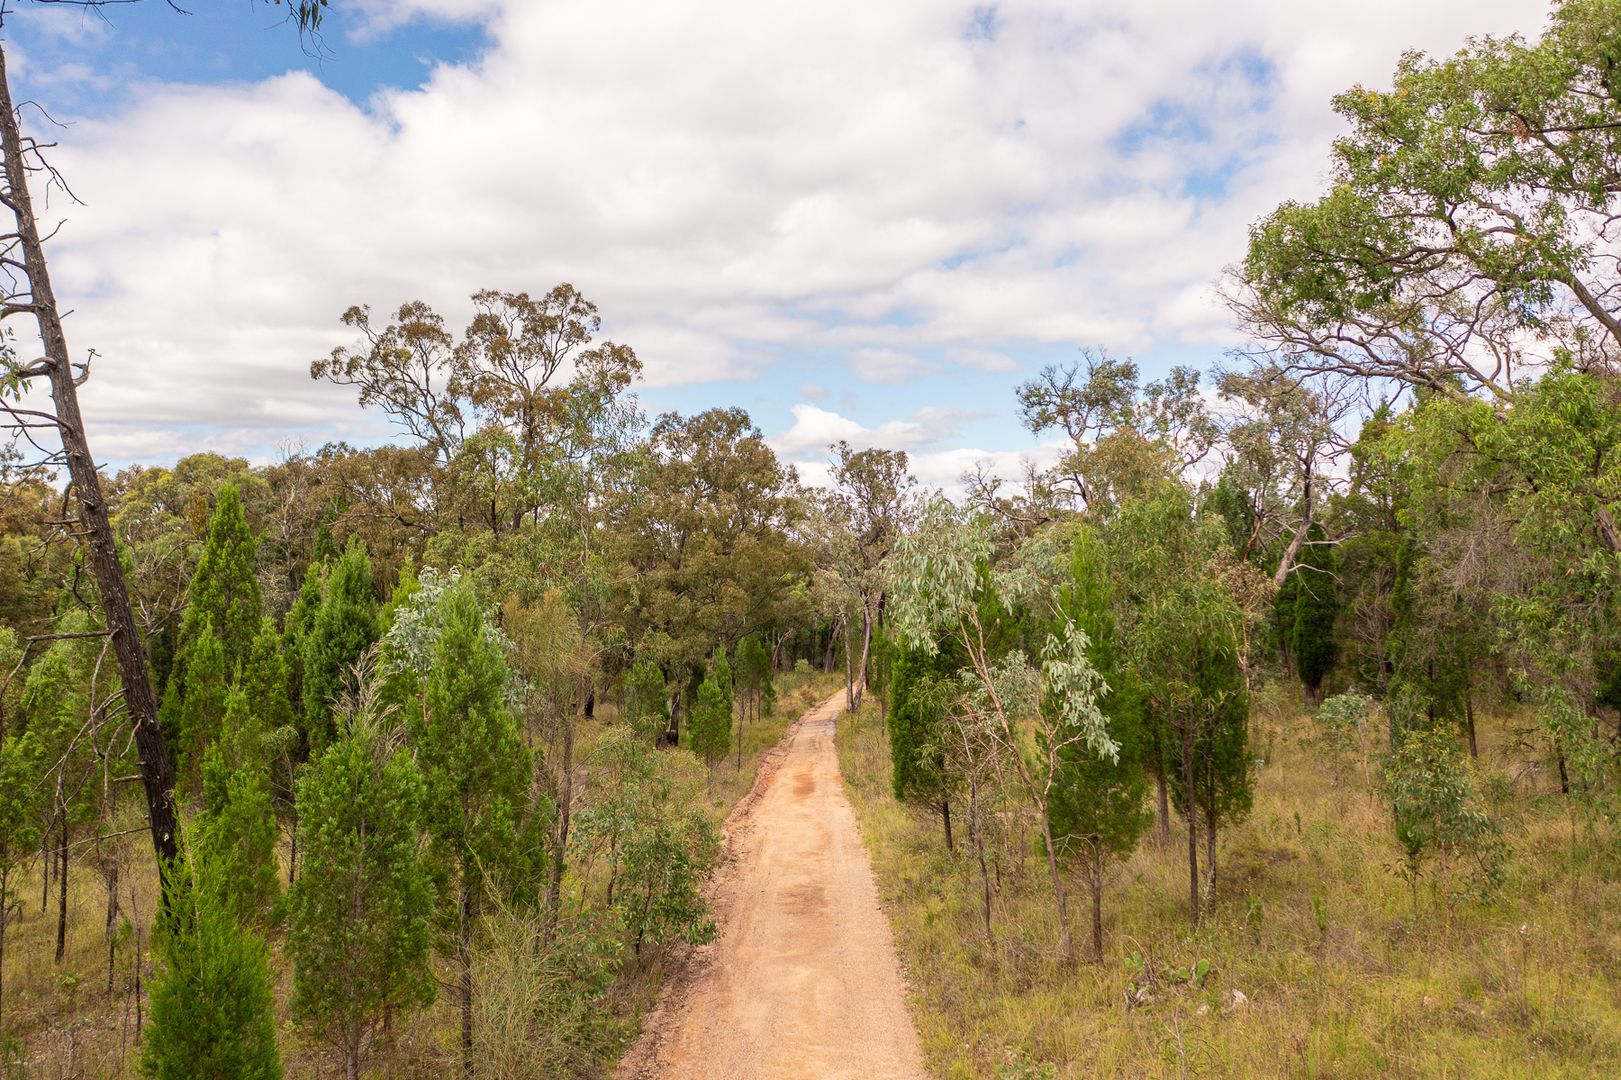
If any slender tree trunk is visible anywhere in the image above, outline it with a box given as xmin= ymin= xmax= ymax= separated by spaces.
xmin=459 ymin=882 xmax=474 ymax=1078
xmin=55 ymin=813 xmax=68 ymax=964
xmin=1205 ymin=809 xmax=1218 ymax=900
xmin=1 ymin=867 xmax=8 ymax=1026
xmin=0 ymin=48 xmax=180 ymax=884
xmin=545 ymin=709 xmax=575 ymax=937
xmin=1183 ymin=723 xmax=1200 ymax=929
xmin=1037 ymin=803 xmax=1073 ymax=961
xmin=855 ymin=604 xmax=873 ymax=706
xmin=940 ymin=795 xmax=954 ymax=853
xmin=1089 ymin=860 xmax=1104 ymax=963
xmin=104 ymin=860 xmax=119 ymax=993
xmin=1155 ymin=770 xmax=1170 ymax=846
xmin=1464 ymin=676 xmax=1478 ymax=760
xmin=970 ymin=781 xmax=992 ymax=945
xmin=1557 ymin=745 xmax=1570 ymax=795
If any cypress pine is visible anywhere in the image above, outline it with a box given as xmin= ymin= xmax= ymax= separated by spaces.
xmin=413 ymin=583 xmax=534 ymax=1076
xmin=301 ymin=542 xmax=380 ymax=753
xmin=141 ymin=843 xmax=282 ymax=1080
xmin=1291 ymin=523 xmax=1339 ymax=703
xmin=288 ymin=722 xmax=435 ymax=1080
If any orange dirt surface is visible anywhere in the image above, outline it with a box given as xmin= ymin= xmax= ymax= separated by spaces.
xmin=617 ymin=690 xmax=927 ymax=1080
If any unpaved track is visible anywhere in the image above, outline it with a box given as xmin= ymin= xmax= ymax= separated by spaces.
xmin=618 ymin=690 xmax=927 ymax=1080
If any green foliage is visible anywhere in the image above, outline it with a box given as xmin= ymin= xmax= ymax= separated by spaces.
xmin=1383 ymin=726 xmax=1505 ymax=909
xmin=470 ymin=907 xmax=623 ymax=1079
xmin=414 ymin=581 xmax=537 ymax=920
xmin=160 ymin=617 xmax=229 ymax=777
xmin=301 ymin=541 xmax=380 ymax=752
xmin=887 ymin=640 xmax=957 ymax=804
xmin=1290 ymin=524 xmax=1338 ymax=697
xmin=712 ymin=644 xmax=734 ymax=718
xmin=196 ymin=687 xmax=279 ymax=923
xmin=1314 ymin=691 xmax=1372 ymax=762
xmin=288 ymin=722 xmax=435 ymax=1076
xmin=622 ymin=657 xmax=670 ymax=742
xmin=687 ymin=668 xmax=731 ymax=774
xmin=1048 ymin=529 xmax=1151 ymax=887
xmin=735 ymin=634 xmax=772 ymax=712
xmin=577 ymin=728 xmax=718 ymax=953
xmin=184 ymin=482 xmax=263 ymax=660
xmin=141 ymin=844 xmax=282 ymax=1080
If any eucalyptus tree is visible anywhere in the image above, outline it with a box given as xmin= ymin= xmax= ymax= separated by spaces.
xmin=828 ymin=441 xmax=915 ymax=694
xmin=887 ymin=497 xmax=1116 ymax=961
xmin=1230 ymin=0 xmax=1621 ymax=408
xmin=1016 ymin=350 xmax=1218 ymax=512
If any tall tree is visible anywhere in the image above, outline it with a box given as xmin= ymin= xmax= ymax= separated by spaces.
xmin=1048 ymin=528 xmax=1151 ymax=961
xmin=301 ymin=541 xmax=380 ymax=753
xmin=413 ymin=583 xmax=535 ymax=1077
xmin=1291 ymin=523 xmax=1339 ymax=703
xmin=288 ymin=710 xmax=435 ymax=1080
xmin=141 ymin=841 xmax=283 ymax=1080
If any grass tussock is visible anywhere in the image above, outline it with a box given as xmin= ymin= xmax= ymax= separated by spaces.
xmin=836 ymin=691 xmax=1621 ymax=1080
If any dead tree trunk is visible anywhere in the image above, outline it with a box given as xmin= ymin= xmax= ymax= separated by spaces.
xmin=0 ymin=46 xmax=179 ymax=885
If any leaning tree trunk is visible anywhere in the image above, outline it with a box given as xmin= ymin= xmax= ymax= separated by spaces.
xmin=0 ymin=47 xmax=179 ymax=883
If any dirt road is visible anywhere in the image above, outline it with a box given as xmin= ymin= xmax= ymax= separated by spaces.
xmin=618 ymin=690 xmax=927 ymax=1080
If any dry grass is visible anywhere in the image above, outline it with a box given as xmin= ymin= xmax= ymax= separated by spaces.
xmin=0 ymin=669 xmax=844 ymax=1079
xmin=836 ymin=689 xmax=1621 ymax=1079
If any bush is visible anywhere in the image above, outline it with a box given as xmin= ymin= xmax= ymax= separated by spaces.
xmin=1383 ymin=726 xmax=1506 ymax=913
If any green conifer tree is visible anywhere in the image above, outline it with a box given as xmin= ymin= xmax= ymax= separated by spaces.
xmin=164 ymin=618 xmax=229 ymax=775
xmin=414 ymin=583 xmax=535 ymax=1076
xmin=687 ymin=670 xmax=731 ymax=788
xmin=197 ymin=686 xmax=280 ymax=923
xmin=623 ymin=657 xmax=670 ymax=743
xmin=184 ymin=483 xmax=263 ymax=660
xmin=283 ymin=559 xmax=325 ymax=719
xmin=0 ymin=727 xmax=42 ymax=1025
xmin=288 ymin=720 xmax=435 ymax=1080
xmin=1291 ymin=523 xmax=1339 ymax=703
xmin=887 ymin=640 xmax=959 ymax=847
xmin=301 ymin=542 xmax=380 ymax=752
xmin=1048 ymin=528 xmax=1151 ymax=961
xmin=141 ymin=843 xmax=282 ymax=1080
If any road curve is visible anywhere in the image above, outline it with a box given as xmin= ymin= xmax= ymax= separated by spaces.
xmin=617 ymin=690 xmax=927 ymax=1080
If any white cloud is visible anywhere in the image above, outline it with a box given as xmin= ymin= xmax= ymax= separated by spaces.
xmin=3 ymin=0 xmax=1552 ymax=465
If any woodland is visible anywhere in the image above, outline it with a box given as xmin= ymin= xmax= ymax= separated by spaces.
xmin=4 ymin=0 xmax=1621 ymax=1078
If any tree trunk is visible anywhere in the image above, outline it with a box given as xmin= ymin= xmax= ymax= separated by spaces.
xmin=55 ymin=813 xmax=68 ymax=964
xmin=1464 ymin=676 xmax=1478 ymax=760
xmin=1184 ymin=723 xmax=1200 ymax=929
xmin=545 ymin=707 xmax=575 ymax=937
xmin=0 ymin=47 xmax=180 ymax=886
xmin=856 ymin=605 xmax=873 ymax=700
xmin=459 ymin=882 xmax=474 ymax=1078
xmin=0 ymin=867 xmax=8 ymax=1026
xmin=1038 ymin=804 xmax=1073 ymax=961
xmin=1205 ymin=809 xmax=1218 ymax=900
xmin=1271 ymin=468 xmax=1315 ymax=590
xmin=105 ymin=860 xmax=119 ymax=993
xmin=940 ymin=795 xmax=954 ymax=853
xmin=970 ymin=782 xmax=992 ymax=946
xmin=1089 ymin=860 xmax=1104 ymax=963
xmin=1155 ymin=770 xmax=1169 ymax=846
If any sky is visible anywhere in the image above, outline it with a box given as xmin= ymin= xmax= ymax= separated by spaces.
xmin=0 ymin=0 xmax=1552 ymax=491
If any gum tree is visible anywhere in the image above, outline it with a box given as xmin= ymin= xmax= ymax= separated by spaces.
xmin=887 ymin=497 xmax=1116 ymax=961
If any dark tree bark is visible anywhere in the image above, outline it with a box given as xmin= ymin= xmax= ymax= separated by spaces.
xmin=0 ymin=46 xmax=180 ymax=884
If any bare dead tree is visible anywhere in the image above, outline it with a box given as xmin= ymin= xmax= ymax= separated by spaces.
xmin=0 ymin=43 xmax=179 ymax=881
